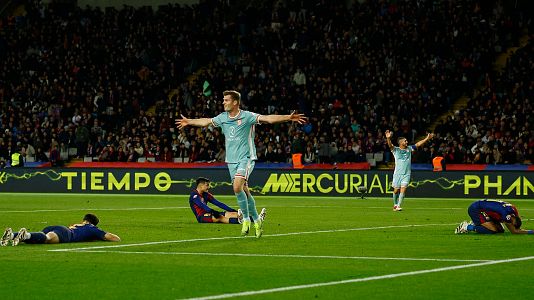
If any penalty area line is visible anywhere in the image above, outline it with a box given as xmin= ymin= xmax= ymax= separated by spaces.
xmin=178 ymin=256 xmax=534 ymax=300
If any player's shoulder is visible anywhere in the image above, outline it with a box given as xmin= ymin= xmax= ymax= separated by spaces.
xmin=189 ymin=189 xmax=200 ymax=198
xmin=241 ymin=110 xmax=259 ymax=117
xmin=77 ymin=223 xmax=95 ymax=230
xmin=214 ymin=111 xmax=228 ymax=118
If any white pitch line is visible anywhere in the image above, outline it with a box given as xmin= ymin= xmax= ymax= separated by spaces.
xmin=72 ymin=250 xmax=491 ymax=263
xmin=179 ymin=256 xmax=534 ymax=300
xmin=49 ymin=223 xmax=457 ymax=252
xmin=0 ymin=207 xmax=189 ymax=213
xmin=288 ymin=206 xmax=534 ymax=212
xmin=365 ymin=207 xmax=463 ymax=210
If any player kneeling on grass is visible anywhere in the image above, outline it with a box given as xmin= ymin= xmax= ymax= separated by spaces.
xmin=190 ymin=177 xmax=266 ymax=224
xmin=1 ymin=213 xmax=121 ymax=246
xmin=455 ymin=199 xmax=533 ymax=235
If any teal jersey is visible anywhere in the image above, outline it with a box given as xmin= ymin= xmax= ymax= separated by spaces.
xmin=392 ymin=145 xmax=415 ymax=175
xmin=211 ymin=110 xmax=261 ymax=163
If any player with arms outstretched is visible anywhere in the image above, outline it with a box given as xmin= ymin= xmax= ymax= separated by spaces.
xmin=176 ymin=90 xmax=306 ymax=237
xmin=385 ymin=130 xmax=434 ymax=211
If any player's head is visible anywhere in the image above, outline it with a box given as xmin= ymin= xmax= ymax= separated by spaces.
xmin=513 ymin=216 xmax=522 ymax=229
xmin=196 ymin=177 xmax=211 ymax=191
xmin=222 ymin=90 xmax=241 ymax=111
xmin=397 ymin=137 xmax=408 ymax=147
xmin=511 ymin=206 xmax=522 ymax=229
xmin=83 ymin=213 xmax=100 ymax=226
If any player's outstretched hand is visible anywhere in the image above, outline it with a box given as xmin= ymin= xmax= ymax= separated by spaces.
xmin=289 ymin=110 xmax=308 ymax=124
xmin=175 ymin=114 xmax=189 ymax=129
xmin=385 ymin=130 xmax=393 ymax=139
xmin=427 ymin=133 xmax=435 ymax=140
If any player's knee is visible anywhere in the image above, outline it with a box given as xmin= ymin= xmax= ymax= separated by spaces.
xmin=233 ymin=183 xmax=244 ymax=193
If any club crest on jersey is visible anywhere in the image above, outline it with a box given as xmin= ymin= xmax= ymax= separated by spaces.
xmin=237 ymin=119 xmax=242 ymax=126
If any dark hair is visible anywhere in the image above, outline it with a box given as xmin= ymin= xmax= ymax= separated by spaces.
xmin=83 ymin=213 xmax=100 ymax=226
xmin=514 ymin=216 xmax=522 ymax=229
xmin=196 ymin=177 xmax=210 ymax=186
xmin=397 ymin=137 xmax=407 ymax=144
xmin=223 ymin=90 xmax=241 ymax=103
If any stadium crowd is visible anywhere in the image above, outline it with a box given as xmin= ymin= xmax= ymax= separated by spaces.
xmin=431 ymin=41 xmax=533 ymax=165
xmin=0 ymin=0 xmax=531 ymax=166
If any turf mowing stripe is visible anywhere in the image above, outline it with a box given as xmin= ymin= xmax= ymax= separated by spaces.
xmin=294 ymin=206 xmax=534 ymax=211
xmin=3 ymin=206 xmax=533 ymax=213
xmin=178 ymin=256 xmax=534 ymax=300
xmin=48 ymin=223 xmax=457 ymax=252
xmin=0 ymin=207 xmax=189 ymax=213
xmin=72 ymin=250 xmax=492 ymax=263
xmin=288 ymin=206 xmax=459 ymax=209
xmin=4 ymin=193 xmax=533 ymax=202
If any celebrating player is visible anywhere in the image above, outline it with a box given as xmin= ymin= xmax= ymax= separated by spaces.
xmin=385 ymin=130 xmax=434 ymax=211
xmin=176 ymin=90 xmax=306 ymax=237
xmin=455 ymin=199 xmax=533 ymax=234
xmin=1 ymin=213 xmax=120 ymax=246
xmin=190 ymin=177 xmax=266 ymax=224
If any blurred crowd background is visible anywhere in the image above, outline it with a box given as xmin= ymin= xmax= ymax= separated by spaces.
xmin=0 ymin=0 xmax=532 ymax=167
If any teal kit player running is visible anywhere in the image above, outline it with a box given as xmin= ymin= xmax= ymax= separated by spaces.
xmin=385 ymin=130 xmax=434 ymax=211
xmin=176 ymin=90 xmax=307 ymax=237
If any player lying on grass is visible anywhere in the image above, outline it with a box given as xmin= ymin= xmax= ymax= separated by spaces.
xmin=1 ymin=213 xmax=121 ymax=246
xmin=190 ymin=177 xmax=266 ymax=224
xmin=455 ymin=199 xmax=533 ymax=234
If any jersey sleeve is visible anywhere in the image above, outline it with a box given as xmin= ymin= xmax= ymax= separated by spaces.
xmin=409 ymin=145 xmax=416 ymax=151
xmin=496 ymin=205 xmax=514 ymax=223
xmin=92 ymin=226 xmax=107 ymax=240
xmin=245 ymin=111 xmax=261 ymax=125
xmin=211 ymin=112 xmax=224 ymax=127
xmin=191 ymin=194 xmax=212 ymax=212
xmin=188 ymin=191 xmax=197 ymax=203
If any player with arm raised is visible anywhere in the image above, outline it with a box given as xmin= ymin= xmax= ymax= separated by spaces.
xmin=385 ymin=130 xmax=434 ymax=211
xmin=176 ymin=90 xmax=307 ymax=237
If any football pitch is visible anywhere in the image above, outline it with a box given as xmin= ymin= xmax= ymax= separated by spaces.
xmin=1 ymin=194 xmax=533 ymax=300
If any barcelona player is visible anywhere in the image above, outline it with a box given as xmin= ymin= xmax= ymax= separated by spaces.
xmin=455 ymin=199 xmax=533 ymax=234
xmin=190 ymin=177 xmax=264 ymax=224
xmin=385 ymin=130 xmax=434 ymax=211
xmin=177 ymin=90 xmax=306 ymax=237
xmin=1 ymin=213 xmax=120 ymax=246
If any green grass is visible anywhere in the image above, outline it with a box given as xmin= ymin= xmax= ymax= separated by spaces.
xmin=1 ymin=194 xmax=533 ymax=300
